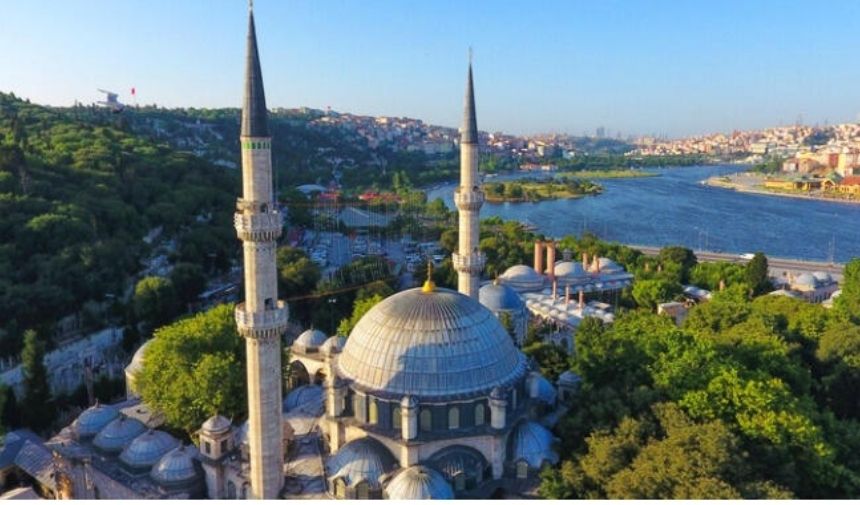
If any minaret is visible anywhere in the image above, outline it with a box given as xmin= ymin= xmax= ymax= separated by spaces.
xmin=234 ymin=3 xmax=286 ymax=499
xmin=452 ymin=57 xmax=485 ymax=299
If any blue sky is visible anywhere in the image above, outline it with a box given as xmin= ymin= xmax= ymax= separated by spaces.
xmin=2 ymin=0 xmax=860 ymax=137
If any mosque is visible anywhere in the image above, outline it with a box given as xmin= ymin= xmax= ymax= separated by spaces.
xmin=0 ymin=3 xmax=569 ymax=500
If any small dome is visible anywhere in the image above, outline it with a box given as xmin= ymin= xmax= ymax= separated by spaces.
xmin=151 ymin=444 xmax=203 ymax=486
xmin=385 ymin=466 xmax=454 ymax=500
xmin=338 ymin=287 xmax=528 ymax=400
xmin=125 ymin=339 xmax=153 ymax=378
xmin=794 ymin=273 xmax=817 ymax=288
xmin=499 ymin=265 xmax=545 ymax=292
xmin=120 ymin=430 xmax=179 ymax=469
xmin=597 ymin=257 xmax=622 ymax=273
xmin=479 ymin=281 xmax=525 ymax=312
xmin=93 ymin=416 xmax=146 ymax=453
xmin=284 ymin=384 xmax=324 ymax=415
xmin=293 ymin=328 xmax=328 ymax=352
xmin=490 ymin=386 xmax=506 ymax=400
xmin=813 ymin=271 xmax=833 ymax=284
xmin=320 ymin=335 xmax=346 ymax=354
xmin=326 ymin=437 xmax=397 ymax=488
xmin=553 ymin=261 xmax=587 ymax=280
xmin=73 ymin=403 xmax=119 ymax=438
xmin=530 ymin=375 xmax=557 ymax=406
xmin=201 ymin=415 xmax=231 ymax=435
xmin=509 ymin=422 xmax=559 ymax=469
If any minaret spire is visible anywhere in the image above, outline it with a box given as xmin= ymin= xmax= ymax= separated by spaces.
xmin=242 ymin=3 xmax=268 ymax=137
xmin=452 ymin=55 xmax=485 ymax=299
xmin=235 ymin=3 xmax=286 ymax=499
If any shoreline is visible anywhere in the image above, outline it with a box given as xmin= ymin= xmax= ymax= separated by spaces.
xmin=703 ymin=174 xmax=860 ymax=206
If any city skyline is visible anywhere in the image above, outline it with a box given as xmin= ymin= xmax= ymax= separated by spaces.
xmin=2 ymin=0 xmax=860 ymax=138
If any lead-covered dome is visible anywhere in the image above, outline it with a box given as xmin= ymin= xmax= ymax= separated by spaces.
xmin=120 ymin=429 xmax=179 ymax=469
xmin=93 ymin=415 xmax=146 ymax=453
xmin=151 ymin=444 xmax=203 ymax=487
xmin=293 ymin=328 xmax=328 ymax=352
xmin=337 ymin=287 xmax=528 ymax=399
xmin=385 ymin=465 xmax=455 ymax=500
xmin=479 ymin=281 xmax=525 ymax=312
xmin=73 ymin=402 xmax=119 ymax=438
xmin=499 ymin=265 xmax=545 ymax=292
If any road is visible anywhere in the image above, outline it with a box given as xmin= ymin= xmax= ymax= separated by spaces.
xmin=629 ymin=244 xmax=845 ymax=281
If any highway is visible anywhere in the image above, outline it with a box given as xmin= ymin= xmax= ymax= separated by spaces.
xmin=628 ymin=244 xmax=845 ymax=281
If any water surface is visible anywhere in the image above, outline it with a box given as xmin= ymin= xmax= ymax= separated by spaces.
xmin=427 ymin=166 xmax=860 ymax=262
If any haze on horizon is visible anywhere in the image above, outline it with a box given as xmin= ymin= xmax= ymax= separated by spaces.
xmin=2 ymin=0 xmax=859 ymax=138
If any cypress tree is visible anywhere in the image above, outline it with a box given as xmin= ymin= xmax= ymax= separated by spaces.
xmin=20 ymin=329 xmax=53 ymax=432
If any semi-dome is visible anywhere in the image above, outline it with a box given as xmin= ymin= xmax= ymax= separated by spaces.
xmin=508 ymin=421 xmax=559 ymax=469
xmin=119 ymin=430 xmax=179 ymax=469
xmin=479 ymin=281 xmax=525 ymax=312
xmin=384 ymin=465 xmax=455 ymax=500
xmin=326 ymin=437 xmax=397 ymax=488
xmin=337 ymin=287 xmax=528 ymax=399
xmin=293 ymin=328 xmax=328 ymax=351
xmin=201 ymin=415 xmax=231 ymax=435
xmin=93 ymin=415 xmax=146 ymax=453
xmin=284 ymin=384 xmax=324 ymax=415
xmin=73 ymin=402 xmax=119 ymax=438
xmin=554 ymin=261 xmax=587 ymax=280
xmin=151 ymin=444 xmax=202 ymax=486
xmin=499 ymin=265 xmax=545 ymax=292
xmin=125 ymin=339 xmax=153 ymax=378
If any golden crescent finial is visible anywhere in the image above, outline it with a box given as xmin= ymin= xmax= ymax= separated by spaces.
xmin=422 ymin=261 xmax=436 ymax=293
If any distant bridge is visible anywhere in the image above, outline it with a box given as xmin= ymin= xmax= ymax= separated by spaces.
xmin=627 ymin=244 xmax=844 ymax=279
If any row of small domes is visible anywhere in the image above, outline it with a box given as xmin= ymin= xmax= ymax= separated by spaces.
xmin=72 ymin=403 xmax=202 ymax=486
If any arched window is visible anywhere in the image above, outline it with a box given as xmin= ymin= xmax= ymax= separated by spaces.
xmin=240 ymin=483 xmax=249 ymax=499
xmin=474 ymin=404 xmax=485 ymax=426
xmin=511 ymin=388 xmax=518 ymax=410
xmin=516 ymin=460 xmax=529 ymax=479
xmin=227 ymin=481 xmax=236 ymax=499
xmin=356 ymin=481 xmax=370 ymax=500
xmin=334 ymin=478 xmax=346 ymax=499
xmin=392 ymin=406 xmax=401 ymax=430
xmin=368 ymin=399 xmax=378 ymax=425
xmin=454 ymin=473 xmax=466 ymax=491
xmin=448 ymin=406 xmax=460 ymax=430
xmin=420 ymin=408 xmax=432 ymax=432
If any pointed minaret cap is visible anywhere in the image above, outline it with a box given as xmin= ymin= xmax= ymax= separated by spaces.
xmin=461 ymin=50 xmax=478 ymax=144
xmin=242 ymin=1 xmax=269 ymax=138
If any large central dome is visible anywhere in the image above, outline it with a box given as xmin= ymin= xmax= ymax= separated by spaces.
xmin=337 ymin=287 xmax=527 ymax=400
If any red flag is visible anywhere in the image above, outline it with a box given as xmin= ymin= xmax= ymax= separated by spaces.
xmin=131 ymin=87 xmax=136 ymax=96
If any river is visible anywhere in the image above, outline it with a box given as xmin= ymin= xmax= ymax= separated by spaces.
xmin=426 ymin=165 xmax=860 ymax=263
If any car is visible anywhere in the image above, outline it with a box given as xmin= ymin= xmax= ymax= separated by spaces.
xmin=739 ymin=253 xmax=755 ymax=260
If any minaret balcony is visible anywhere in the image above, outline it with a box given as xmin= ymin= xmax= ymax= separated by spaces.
xmin=454 ymin=188 xmax=484 ymax=211
xmin=235 ymin=301 xmax=289 ymax=340
xmin=452 ymin=252 xmax=486 ymax=275
xmin=234 ymin=211 xmax=283 ymax=242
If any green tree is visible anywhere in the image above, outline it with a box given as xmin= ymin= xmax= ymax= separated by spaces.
xmin=133 ymin=276 xmax=178 ymax=335
xmin=137 ymin=304 xmax=248 ymax=434
xmin=337 ymin=294 xmax=385 ymax=337
xmin=169 ymin=262 xmax=206 ymax=308
xmin=659 ymin=246 xmax=697 ymax=284
xmin=834 ymin=259 xmax=860 ymax=324
xmin=632 ymin=278 xmax=682 ymax=310
xmin=20 ymin=330 xmax=53 ymax=432
xmin=745 ymin=252 xmax=771 ymax=296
